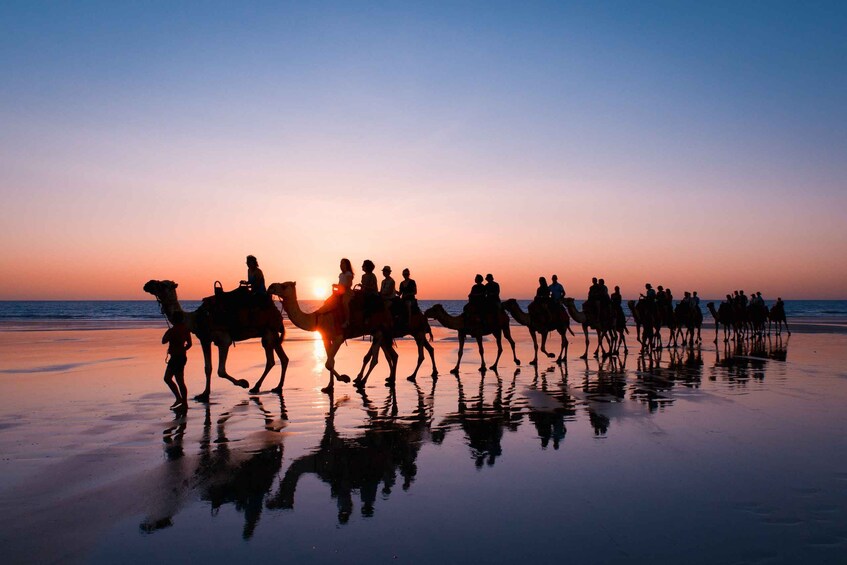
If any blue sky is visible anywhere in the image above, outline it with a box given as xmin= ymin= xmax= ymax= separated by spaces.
xmin=1 ymin=1 xmax=845 ymax=298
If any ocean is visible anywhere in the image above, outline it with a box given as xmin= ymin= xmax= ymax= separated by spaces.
xmin=0 ymin=299 xmax=844 ymax=325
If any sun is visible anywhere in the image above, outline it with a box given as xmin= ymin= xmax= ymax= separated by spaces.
xmin=311 ymin=279 xmax=331 ymax=300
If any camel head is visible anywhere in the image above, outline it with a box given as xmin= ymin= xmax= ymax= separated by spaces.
xmin=502 ymin=298 xmax=518 ymax=309
xmin=424 ymin=304 xmax=445 ymax=319
xmin=143 ymin=279 xmax=179 ymax=302
xmin=267 ymin=281 xmax=296 ymax=300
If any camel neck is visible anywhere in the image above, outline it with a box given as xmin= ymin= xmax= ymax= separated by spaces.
xmin=432 ymin=308 xmax=462 ymax=330
xmin=565 ymin=300 xmax=586 ymax=323
xmin=506 ymin=302 xmax=531 ymax=326
xmin=281 ymin=294 xmax=318 ymax=332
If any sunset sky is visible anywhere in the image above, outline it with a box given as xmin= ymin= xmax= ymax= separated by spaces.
xmin=1 ymin=1 xmax=845 ymax=300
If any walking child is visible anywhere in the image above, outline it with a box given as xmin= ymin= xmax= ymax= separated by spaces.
xmin=162 ymin=310 xmax=192 ymax=409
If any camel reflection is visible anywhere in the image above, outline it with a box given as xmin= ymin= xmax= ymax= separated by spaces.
xmin=267 ymin=385 xmax=430 ymax=523
xmin=141 ymin=396 xmax=287 ymax=538
xmin=138 ymin=335 xmax=790 ymax=536
xmin=579 ymin=357 xmax=627 ymax=435
xmin=525 ymin=365 xmax=577 ymax=450
xmin=711 ymin=337 xmax=788 ymax=385
xmin=435 ymin=369 xmax=523 ymax=467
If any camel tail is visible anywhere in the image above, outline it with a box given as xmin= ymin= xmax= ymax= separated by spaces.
xmin=568 ymin=326 xmax=576 ymax=336
xmin=428 ymin=329 xmax=434 ymax=342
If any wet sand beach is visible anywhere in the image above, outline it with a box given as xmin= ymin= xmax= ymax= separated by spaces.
xmin=0 ymin=321 xmax=845 ymax=564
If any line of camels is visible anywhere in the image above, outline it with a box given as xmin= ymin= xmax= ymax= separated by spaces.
xmin=144 ymin=279 xmax=790 ymax=401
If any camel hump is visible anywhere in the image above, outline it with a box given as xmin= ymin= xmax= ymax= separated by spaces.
xmin=202 ymin=285 xmax=282 ymax=331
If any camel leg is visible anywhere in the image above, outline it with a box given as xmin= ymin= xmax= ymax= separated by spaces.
xmin=580 ymin=325 xmax=590 ymax=359
xmin=321 ymin=337 xmax=347 ymax=393
xmin=529 ymin=330 xmax=540 ymax=366
xmin=480 ymin=334 xmax=491 ymax=372
xmin=354 ymin=340 xmax=381 ymax=386
xmin=501 ymin=324 xmax=520 ymax=365
xmin=383 ymin=341 xmax=398 ymax=385
xmin=490 ymin=331 xmax=507 ymax=371
xmin=619 ymin=328 xmax=628 ymax=355
xmin=451 ymin=333 xmax=466 ymax=375
xmin=592 ymin=329 xmax=601 ymax=358
xmin=557 ymin=328 xmax=568 ymax=363
xmin=216 ymin=338 xmax=250 ymax=389
xmin=784 ymin=319 xmax=791 ymax=336
xmin=542 ymin=331 xmax=555 ymax=359
xmin=249 ymin=336 xmax=276 ymax=394
xmin=356 ymin=347 xmax=375 ymax=382
xmin=424 ymin=337 xmax=438 ymax=378
xmin=269 ymin=339 xmax=289 ymax=394
xmin=407 ymin=338 xmax=426 ymax=382
xmin=195 ymin=339 xmax=214 ymax=402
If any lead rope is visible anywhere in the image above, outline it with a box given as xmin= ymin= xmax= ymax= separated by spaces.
xmin=155 ymin=296 xmax=171 ymax=328
xmin=155 ymin=296 xmax=172 ymax=364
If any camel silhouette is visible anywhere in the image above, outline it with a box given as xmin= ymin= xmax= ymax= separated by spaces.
xmin=143 ymin=280 xmax=287 ymax=400
xmin=501 ymin=299 xmax=574 ymax=365
xmin=353 ymin=302 xmax=438 ymax=387
xmin=563 ymin=297 xmax=617 ymax=359
xmin=267 ymin=281 xmax=395 ymax=393
xmin=424 ymin=304 xmax=520 ymax=374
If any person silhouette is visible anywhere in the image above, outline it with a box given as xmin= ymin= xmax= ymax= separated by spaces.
xmin=360 ymin=260 xmax=380 ymax=323
xmin=162 ymin=310 xmax=192 ymax=410
xmin=466 ymin=274 xmax=486 ymax=321
xmin=335 ymin=258 xmax=354 ymax=328
xmin=399 ymin=268 xmax=418 ymax=321
xmin=241 ymin=255 xmax=267 ymax=304
xmin=482 ymin=274 xmax=501 ymax=326
xmin=549 ymin=274 xmax=565 ymax=304
xmin=586 ymin=277 xmax=600 ymax=319
xmin=380 ymin=266 xmax=396 ymax=300
xmin=360 ymin=260 xmax=378 ymax=294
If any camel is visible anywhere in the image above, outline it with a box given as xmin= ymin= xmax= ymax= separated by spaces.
xmin=610 ymin=301 xmax=630 ymax=354
xmin=424 ymin=304 xmax=520 ymax=374
xmin=501 ymin=299 xmax=574 ymax=365
xmin=656 ymin=300 xmax=679 ymax=348
xmin=706 ymin=302 xmax=734 ymax=343
xmin=266 ymin=282 xmax=396 ymax=393
xmin=143 ymin=280 xmax=287 ymax=401
xmin=768 ymin=301 xmax=791 ymax=336
xmin=673 ymin=302 xmax=703 ymax=346
xmin=563 ymin=298 xmax=617 ymax=359
xmin=629 ymin=299 xmax=660 ymax=352
xmin=627 ymin=300 xmax=646 ymax=345
xmin=748 ymin=302 xmax=769 ymax=338
xmin=353 ymin=303 xmax=438 ymax=386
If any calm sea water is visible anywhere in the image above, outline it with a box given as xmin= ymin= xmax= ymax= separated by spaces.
xmin=0 ymin=299 xmax=845 ymax=323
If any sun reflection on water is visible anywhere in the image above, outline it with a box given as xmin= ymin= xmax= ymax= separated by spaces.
xmin=312 ymin=331 xmax=327 ymax=378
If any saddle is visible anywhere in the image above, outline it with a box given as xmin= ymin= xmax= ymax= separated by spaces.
xmin=528 ymin=299 xmax=556 ymax=328
xmin=388 ymin=297 xmax=422 ymax=331
xmin=202 ymin=281 xmax=282 ymax=334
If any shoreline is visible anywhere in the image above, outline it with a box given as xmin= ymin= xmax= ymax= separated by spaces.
xmin=1 ymin=317 xmax=844 ymax=335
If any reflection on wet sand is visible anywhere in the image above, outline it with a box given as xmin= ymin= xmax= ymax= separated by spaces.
xmin=436 ymin=369 xmax=523 ymax=467
xmin=140 ymin=335 xmax=796 ymax=536
xmin=142 ymin=396 xmax=287 ymax=538
xmin=268 ymin=386 xmax=428 ymax=523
